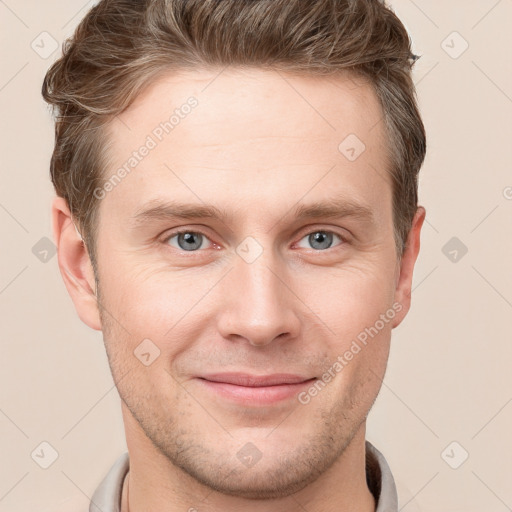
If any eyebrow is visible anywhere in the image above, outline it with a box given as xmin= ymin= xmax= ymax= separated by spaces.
xmin=131 ymin=200 xmax=229 ymax=227
xmin=130 ymin=197 xmax=375 ymax=228
xmin=293 ymin=199 xmax=374 ymax=224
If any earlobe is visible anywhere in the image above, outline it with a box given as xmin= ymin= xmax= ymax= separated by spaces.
xmin=391 ymin=206 xmax=426 ymax=329
xmin=52 ymin=196 xmax=102 ymax=331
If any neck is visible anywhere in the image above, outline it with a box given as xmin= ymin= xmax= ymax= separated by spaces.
xmin=121 ymin=418 xmax=376 ymax=512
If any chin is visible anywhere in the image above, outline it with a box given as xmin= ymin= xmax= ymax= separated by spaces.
xmin=179 ymin=462 xmax=321 ymax=500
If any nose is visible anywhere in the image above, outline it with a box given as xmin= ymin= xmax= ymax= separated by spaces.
xmin=216 ymin=245 xmax=301 ymax=347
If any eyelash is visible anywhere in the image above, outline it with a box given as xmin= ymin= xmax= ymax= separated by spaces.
xmin=161 ymin=227 xmax=348 ymax=254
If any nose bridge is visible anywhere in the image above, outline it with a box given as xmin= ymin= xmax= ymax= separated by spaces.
xmin=216 ymin=239 xmax=300 ymax=346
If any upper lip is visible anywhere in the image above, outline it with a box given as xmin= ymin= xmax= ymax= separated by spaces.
xmin=199 ymin=373 xmax=313 ymax=387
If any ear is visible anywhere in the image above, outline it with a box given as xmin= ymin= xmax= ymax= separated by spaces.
xmin=52 ymin=196 xmax=102 ymax=330
xmin=391 ymin=206 xmax=426 ymax=328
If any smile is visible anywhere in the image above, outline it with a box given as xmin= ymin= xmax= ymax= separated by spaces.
xmin=196 ymin=373 xmax=317 ymax=405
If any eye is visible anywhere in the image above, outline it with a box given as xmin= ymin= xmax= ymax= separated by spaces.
xmin=162 ymin=228 xmax=346 ymax=254
xmin=296 ymin=230 xmax=344 ymax=251
xmin=165 ymin=230 xmax=213 ymax=251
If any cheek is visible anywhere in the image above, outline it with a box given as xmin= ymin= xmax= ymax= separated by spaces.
xmin=98 ymin=261 xmax=219 ymax=363
xmin=300 ymin=261 xmax=397 ymax=338
xmin=97 ymin=253 xmax=178 ymax=323
xmin=298 ymin=262 xmax=397 ymax=393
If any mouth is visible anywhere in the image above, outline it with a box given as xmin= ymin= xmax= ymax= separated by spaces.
xmin=196 ymin=373 xmax=317 ymax=405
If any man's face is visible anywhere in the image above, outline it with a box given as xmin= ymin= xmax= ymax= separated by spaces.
xmin=91 ymin=68 xmax=411 ymax=498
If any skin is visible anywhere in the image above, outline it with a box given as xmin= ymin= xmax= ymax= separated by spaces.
xmin=52 ymin=67 xmax=425 ymax=512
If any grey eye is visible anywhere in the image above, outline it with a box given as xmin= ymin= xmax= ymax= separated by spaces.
xmin=168 ymin=232 xmax=206 ymax=251
xmin=297 ymin=231 xmax=343 ymax=251
xmin=309 ymin=231 xmax=333 ymax=250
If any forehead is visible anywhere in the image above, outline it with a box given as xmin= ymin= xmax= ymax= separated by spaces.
xmin=110 ymin=66 xmax=386 ymax=148
xmin=100 ymin=67 xmax=391 ymax=226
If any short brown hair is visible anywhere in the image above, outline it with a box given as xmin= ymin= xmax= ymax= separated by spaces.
xmin=42 ymin=0 xmax=425 ymax=270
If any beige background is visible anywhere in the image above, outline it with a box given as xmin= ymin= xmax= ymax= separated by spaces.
xmin=1 ymin=1 xmax=511 ymax=510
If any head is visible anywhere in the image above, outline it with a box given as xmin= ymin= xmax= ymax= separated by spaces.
xmin=45 ymin=0 xmax=426 ymax=500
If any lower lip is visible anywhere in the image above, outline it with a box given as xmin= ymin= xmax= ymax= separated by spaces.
xmin=197 ymin=378 xmax=315 ymax=405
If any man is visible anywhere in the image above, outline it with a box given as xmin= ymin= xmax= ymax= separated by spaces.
xmin=42 ymin=0 xmax=426 ymax=510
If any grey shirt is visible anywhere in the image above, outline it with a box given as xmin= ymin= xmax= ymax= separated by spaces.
xmin=90 ymin=440 xmax=398 ymax=512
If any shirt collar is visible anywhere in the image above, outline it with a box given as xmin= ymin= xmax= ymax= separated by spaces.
xmin=365 ymin=440 xmax=399 ymax=511
xmin=90 ymin=440 xmax=398 ymax=512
